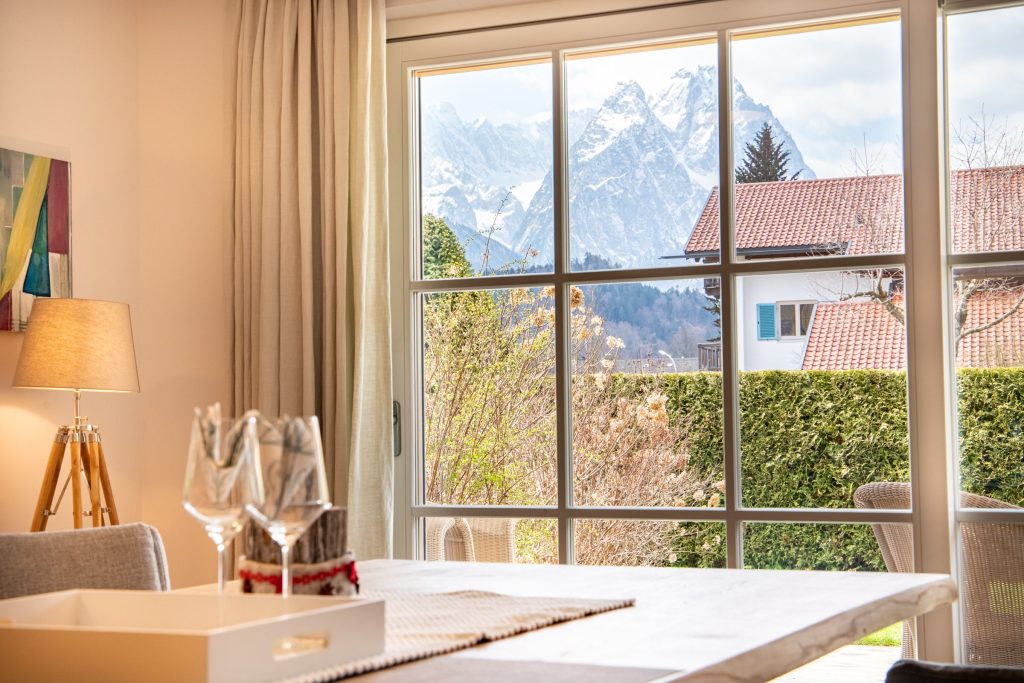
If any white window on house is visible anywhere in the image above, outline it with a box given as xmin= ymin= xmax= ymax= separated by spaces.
xmin=778 ymin=301 xmax=815 ymax=338
xmin=755 ymin=301 xmax=815 ymax=340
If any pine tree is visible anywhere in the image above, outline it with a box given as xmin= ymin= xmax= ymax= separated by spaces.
xmin=423 ymin=214 xmax=472 ymax=279
xmin=735 ymin=122 xmax=801 ymax=183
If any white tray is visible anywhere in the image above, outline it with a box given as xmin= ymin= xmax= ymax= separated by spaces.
xmin=0 ymin=589 xmax=385 ymax=683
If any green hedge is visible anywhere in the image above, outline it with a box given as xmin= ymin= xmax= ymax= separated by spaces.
xmin=623 ymin=368 xmax=1024 ymax=571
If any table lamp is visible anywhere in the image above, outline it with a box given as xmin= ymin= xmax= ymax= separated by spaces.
xmin=13 ymin=298 xmax=140 ymax=531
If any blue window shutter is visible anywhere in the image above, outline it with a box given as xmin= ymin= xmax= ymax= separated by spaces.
xmin=757 ymin=304 xmax=777 ymax=340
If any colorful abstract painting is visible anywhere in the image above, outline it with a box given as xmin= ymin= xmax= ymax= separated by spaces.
xmin=0 ymin=148 xmax=70 ymax=331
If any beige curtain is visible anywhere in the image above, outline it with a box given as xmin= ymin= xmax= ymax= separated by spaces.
xmin=231 ymin=0 xmax=392 ymax=559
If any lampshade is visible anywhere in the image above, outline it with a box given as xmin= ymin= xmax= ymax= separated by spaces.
xmin=13 ymin=298 xmax=140 ymax=393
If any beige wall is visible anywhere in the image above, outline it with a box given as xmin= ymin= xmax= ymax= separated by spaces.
xmin=0 ymin=0 xmax=144 ymax=533
xmin=0 ymin=0 xmax=233 ymax=587
xmin=136 ymin=0 xmax=233 ymax=587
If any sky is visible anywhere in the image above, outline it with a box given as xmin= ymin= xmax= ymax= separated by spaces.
xmin=420 ymin=6 xmax=1024 ymax=179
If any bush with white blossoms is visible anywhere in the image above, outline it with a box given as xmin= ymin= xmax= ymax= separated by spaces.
xmin=422 ymin=254 xmax=719 ymax=565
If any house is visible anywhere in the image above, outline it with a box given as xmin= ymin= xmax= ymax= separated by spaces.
xmin=685 ymin=167 xmax=1024 ymax=370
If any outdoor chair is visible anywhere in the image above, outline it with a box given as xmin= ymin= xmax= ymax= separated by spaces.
xmin=424 ymin=517 xmax=516 ymax=563
xmin=426 ymin=516 xmax=475 ymax=561
xmin=0 ymin=523 xmax=171 ymax=599
xmin=855 ymin=482 xmax=1024 ymax=666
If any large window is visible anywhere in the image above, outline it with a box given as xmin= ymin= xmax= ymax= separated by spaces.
xmin=401 ymin=7 xmax=909 ymax=570
xmin=946 ymin=2 xmax=1024 ymax=666
xmin=387 ymin=0 xmax=1016 ymax=666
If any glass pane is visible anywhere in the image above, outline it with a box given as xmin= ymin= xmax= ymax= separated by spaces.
xmin=421 ymin=517 xmax=557 ymax=564
xmin=799 ymin=303 xmax=814 ymax=336
xmin=730 ymin=17 xmax=904 ymax=260
xmin=737 ymin=271 xmax=909 ymax=508
xmin=418 ymin=61 xmax=553 ymax=277
xmin=422 ymin=287 xmax=555 ymax=505
xmin=954 ymin=266 xmax=1024 ymax=507
xmin=743 ymin=522 xmax=905 ymax=572
xmin=570 ymin=279 xmax=724 ymax=507
xmin=751 ymin=521 xmax=910 ymax=679
xmin=779 ymin=304 xmax=796 ymax=336
xmin=958 ymin=522 xmax=1024 ymax=666
xmin=947 ymin=6 xmax=1024 ymax=255
xmin=565 ymin=38 xmax=719 ymax=271
xmin=575 ymin=520 xmax=725 ymax=567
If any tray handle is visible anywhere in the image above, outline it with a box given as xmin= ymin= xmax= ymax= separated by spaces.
xmin=273 ymin=633 xmax=330 ymax=660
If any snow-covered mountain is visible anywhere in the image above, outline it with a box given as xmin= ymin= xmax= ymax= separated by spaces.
xmin=420 ymin=66 xmax=814 ymax=273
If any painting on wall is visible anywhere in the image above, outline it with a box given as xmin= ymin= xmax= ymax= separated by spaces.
xmin=0 ymin=147 xmax=71 ymax=331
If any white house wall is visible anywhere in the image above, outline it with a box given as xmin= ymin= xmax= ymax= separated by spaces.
xmin=738 ymin=270 xmax=848 ymax=371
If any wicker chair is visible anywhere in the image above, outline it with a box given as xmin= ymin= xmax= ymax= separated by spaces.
xmin=855 ymin=482 xmax=1024 ymax=665
xmin=425 ymin=517 xmax=475 ymax=561
xmin=424 ymin=517 xmax=516 ymax=563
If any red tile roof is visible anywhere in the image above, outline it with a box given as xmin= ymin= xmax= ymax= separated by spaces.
xmin=956 ymin=288 xmax=1024 ymax=368
xmin=950 ymin=166 xmax=1024 ymax=253
xmin=801 ymin=300 xmax=906 ymax=370
xmin=686 ymin=167 xmax=1024 ymax=256
xmin=802 ymin=289 xmax=1024 ymax=370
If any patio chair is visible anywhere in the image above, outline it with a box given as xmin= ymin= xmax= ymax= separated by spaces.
xmin=425 ymin=516 xmax=475 ymax=561
xmin=424 ymin=517 xmax=516 ymax=563
xmin=0 ymin=523 xmax=170 ymax=599
xmin=466 ymin=517 xmax=517 ymax=563
xmin=855 ymin=482 xmax=1024 ymax=666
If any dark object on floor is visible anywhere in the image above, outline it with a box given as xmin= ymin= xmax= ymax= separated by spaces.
xmin=887 ymin=659 xmax=1024 ymax=682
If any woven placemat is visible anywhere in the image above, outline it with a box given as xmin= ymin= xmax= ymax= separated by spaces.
xmin=282 ymin=590 xmax=635 ymax=683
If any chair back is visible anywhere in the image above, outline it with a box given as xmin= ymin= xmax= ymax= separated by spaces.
xmin=425 ymin=517 xmax=475 ymax=561
xmin=0 ymin=523 xmax=170 ymax=599
xmin=424 ymin=517 xmax=518 ymax=563
xmin=855 ymin=482 xmax=1023 ymax=666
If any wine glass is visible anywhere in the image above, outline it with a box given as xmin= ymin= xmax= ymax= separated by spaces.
xmin=246 ymin=415 xmax=331 ymax=598
xmin=182 ymin=407 xmax=260 ymax=593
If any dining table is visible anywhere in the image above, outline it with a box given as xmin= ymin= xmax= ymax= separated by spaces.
xmin=282 ymin=558 xmax=958 ymax=683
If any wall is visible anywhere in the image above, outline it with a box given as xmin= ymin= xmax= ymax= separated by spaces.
xmin=136 ymin=0 xmax=233 ymax=587
xmin=0 ymin=0 xmax=233 ymax=588
xmin=0 ymin=0 xmax=144 ymax=533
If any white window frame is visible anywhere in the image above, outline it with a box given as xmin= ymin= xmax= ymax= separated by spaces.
xmin=386 ymin=0 xmax=962 ymax=662
xmin=940 ymin=0 xmax=1024 ymax=660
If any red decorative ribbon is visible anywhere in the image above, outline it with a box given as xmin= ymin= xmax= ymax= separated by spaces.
xmin=240 ymin=561 xmax=359 ymax=594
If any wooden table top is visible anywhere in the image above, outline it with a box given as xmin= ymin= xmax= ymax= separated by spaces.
xmin=354 ymin=559 xmax=956 ymax=683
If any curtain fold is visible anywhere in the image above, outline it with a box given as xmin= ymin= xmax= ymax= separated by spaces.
xmin=231 ymin=0 xmax=392 ymax=559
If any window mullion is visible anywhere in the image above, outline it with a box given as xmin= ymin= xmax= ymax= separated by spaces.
xmin=552 ymin=48 xmax=573 ymax=565
xmin=717 ymin=28 xmax=742 ymax=570
xmin=904 ymin=0 xmax=957 ymax=662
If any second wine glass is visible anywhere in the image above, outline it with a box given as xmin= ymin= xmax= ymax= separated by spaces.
xmin=246 ymin=415 xmax=331 ymax=597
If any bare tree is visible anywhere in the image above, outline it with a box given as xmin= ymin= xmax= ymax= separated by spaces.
xmin=825 ymin=115 xmax=1024 ymax=357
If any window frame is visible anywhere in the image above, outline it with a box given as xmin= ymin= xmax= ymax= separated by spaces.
xmin=387 ymin=0 xmax=959 ymax=662
xmin=776 ymin=300 xmax=816 ymax=338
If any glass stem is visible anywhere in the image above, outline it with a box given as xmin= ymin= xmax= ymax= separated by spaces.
xmin=217 ymin=542 xmax=226 ymax=594
xmin=281 ymin=543 xmax=291 ymax=598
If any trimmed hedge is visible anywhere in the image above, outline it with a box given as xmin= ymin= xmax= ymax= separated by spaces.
xmin=621 ymin=368 xmax=1024 ymax=570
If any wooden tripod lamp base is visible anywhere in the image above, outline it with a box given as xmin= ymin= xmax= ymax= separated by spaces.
xmin=30 ymin=420 xmax=120 ymax=531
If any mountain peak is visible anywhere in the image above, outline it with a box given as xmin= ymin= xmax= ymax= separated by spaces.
xmin=573 ymin=81 xmax=657 ymax=162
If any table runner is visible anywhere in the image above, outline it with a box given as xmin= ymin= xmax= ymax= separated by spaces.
xmin=282 ymin=590 xmax=635 ymax=683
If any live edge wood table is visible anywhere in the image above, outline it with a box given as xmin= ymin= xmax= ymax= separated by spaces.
xmin=348 ymin=559 xmax=956 ymax=683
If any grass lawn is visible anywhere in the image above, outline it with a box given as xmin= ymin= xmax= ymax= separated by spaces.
xmin=856 ymin=622 xmax=902 ymax=647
